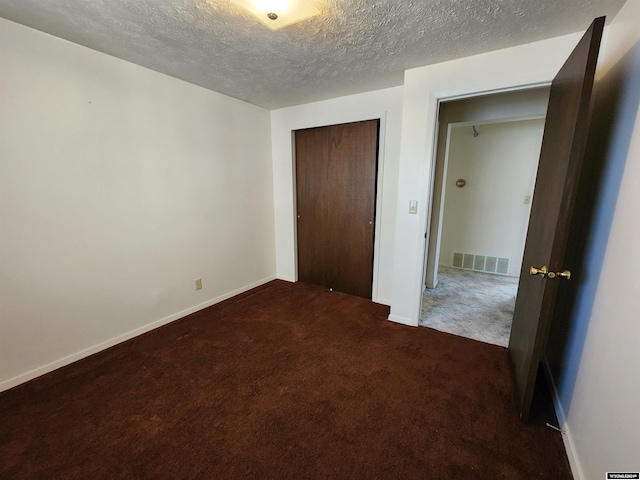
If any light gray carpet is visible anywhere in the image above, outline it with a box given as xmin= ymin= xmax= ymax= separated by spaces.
xmin=420 ymin=267 xmax=519 ymax=347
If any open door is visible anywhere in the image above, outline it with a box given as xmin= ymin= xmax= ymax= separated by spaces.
xmin=508 ymin=17 xmax=605 ymax=422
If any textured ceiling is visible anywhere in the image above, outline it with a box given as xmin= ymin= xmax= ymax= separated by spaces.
xmin=0 ymin=0 xmax=626 ymax=109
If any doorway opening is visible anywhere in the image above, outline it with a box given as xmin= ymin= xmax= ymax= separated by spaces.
xmin=420 ymin=88 xmax=550 ymax=346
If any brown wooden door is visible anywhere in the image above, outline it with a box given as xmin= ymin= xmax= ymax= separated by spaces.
xmin=508 ymin=17 xmax=605 ymax=422
xmin=295 ymin=120 xmax=379 ymax=299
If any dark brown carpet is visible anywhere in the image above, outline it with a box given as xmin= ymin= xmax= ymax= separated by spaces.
xmin=0 ymin=280 xmax=571 ymax=479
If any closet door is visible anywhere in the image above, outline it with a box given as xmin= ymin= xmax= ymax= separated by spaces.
xmin=295 ymin=119 xmax=379 ymax=299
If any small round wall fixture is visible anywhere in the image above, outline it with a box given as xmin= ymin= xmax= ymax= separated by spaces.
xmin=267 ymin=12 xmax=278 ymax=20
xmin=456 ymin=179 xmax=466 ymax=188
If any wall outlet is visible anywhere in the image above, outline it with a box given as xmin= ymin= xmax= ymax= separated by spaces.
xmin=195 ymin=278 xmax=203 ymax=290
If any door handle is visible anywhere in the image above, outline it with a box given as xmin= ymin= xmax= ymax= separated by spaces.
xmin=530 ymin=266 xmax=571 ymax=280
xmin=530 ymin=266 xmax=548 ymax=277
xmin=550 ymin=270 xmax=571 ymax=280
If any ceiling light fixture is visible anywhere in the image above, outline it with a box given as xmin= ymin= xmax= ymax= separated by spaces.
xmin=234 ymin=0 xmax=320 ymax=31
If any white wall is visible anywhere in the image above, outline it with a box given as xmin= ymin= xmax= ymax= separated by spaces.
xmin=270 ymin=87 xmax=403 ymax=305
xmin=388 ymin=32 xmax=583 ymax=326
xmin=439 ymin=119 xmax=544 ymax=276
xmin=0 ymin=19 xmax=276 ymax=390
xmin=550 ymin=0 xmax=640 ymax=477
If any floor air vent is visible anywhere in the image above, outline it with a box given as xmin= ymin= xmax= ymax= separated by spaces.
xmin=452 ymin=252 xmax=510 ymax=276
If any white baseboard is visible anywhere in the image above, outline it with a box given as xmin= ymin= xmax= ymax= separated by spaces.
xmin=425 ymin=278 xmax=438 ymax=289
xmin=546 ymin=364 xmax=584 ymax=480
xmin=387 ymin=313 xmax=418 ymax=327
xmin=0 ymin=275 xmax=277 ymax=393
xmin=374 ymin=296 xmax=392 ymax=306
xmin=276 ymin=274 xmax=296 ymax=282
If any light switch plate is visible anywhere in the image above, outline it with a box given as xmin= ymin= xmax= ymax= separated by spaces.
xmin=409 ymin=200 xmax=418 ymax=214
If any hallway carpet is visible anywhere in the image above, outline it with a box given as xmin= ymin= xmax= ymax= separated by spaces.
xmin=0 ymin=280 xmax=570 ymax=479
xmin=421 ymin=267 xmax=519 ymax=347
